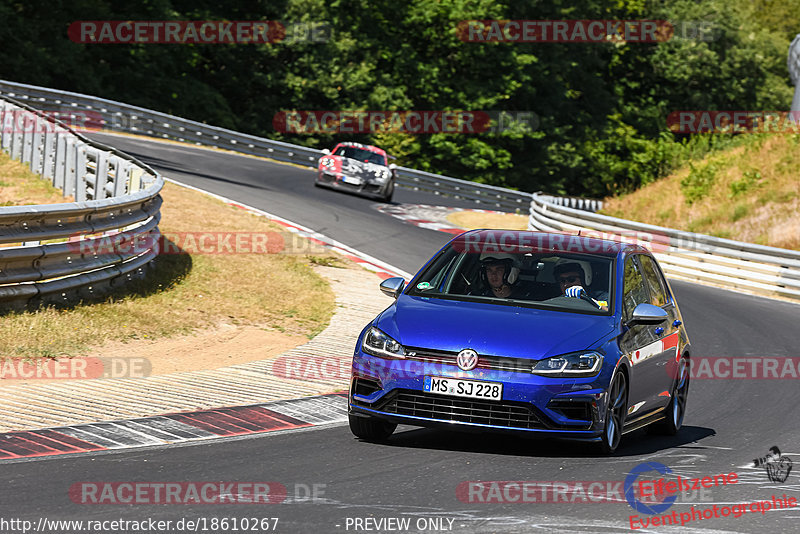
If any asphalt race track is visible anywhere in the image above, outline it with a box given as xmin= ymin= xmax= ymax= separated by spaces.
xmin=88 ymin=133 xmax=481 ymax=274
xmin=3 ymin=133 xmax=799 ymax=533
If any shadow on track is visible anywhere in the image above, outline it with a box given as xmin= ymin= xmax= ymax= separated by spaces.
xmin=315 ymin=180 xmax=396 ymax=206
xmin=124 ymin=153 xmax=280 ymax=192
xmin=355 ymin=424 xmax=716 ymax=458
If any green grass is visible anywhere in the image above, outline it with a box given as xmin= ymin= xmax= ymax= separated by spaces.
xmin=602 ymin=134 xmax=800 ymax=250
xmin=0 ymin=179 xmax=340 ymax=359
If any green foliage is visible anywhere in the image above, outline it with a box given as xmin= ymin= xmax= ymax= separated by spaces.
xmin=681 ymin=161 xmax=718 ymax=204
xmin=0 ymin=0 xmax=794 ymax=197
xmin=687 ymin=215 xmax=714 ymax=233
xmin=730 ymin=203 xmax=749 ymax=222
xmin=729 ymin=169 xmax=762 ymax=197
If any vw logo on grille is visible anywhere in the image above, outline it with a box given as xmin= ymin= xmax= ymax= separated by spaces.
xmin=457 ymin=349 xmax=479 ymax=371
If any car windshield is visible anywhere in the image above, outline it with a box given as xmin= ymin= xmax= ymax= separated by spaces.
xmin=333 ymin=146 xmax=386 ymax=165
xmin=406 ymin=242 xmax=614 ymax=315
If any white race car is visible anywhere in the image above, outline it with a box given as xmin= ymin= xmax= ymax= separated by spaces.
xmin=316 ymin=142 xmax=397 ymax=202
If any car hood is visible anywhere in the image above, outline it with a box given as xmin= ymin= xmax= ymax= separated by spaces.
xmin=332 ymin=156 xmax=389 ymax=181
xmin=376 ymin=295 xmax=616 ymax=360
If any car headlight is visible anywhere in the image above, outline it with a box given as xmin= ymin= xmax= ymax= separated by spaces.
xmin=531 ymin=351 xmax=603 ymax=377
xmin=362 ymin=327 xmax=406 ymax=359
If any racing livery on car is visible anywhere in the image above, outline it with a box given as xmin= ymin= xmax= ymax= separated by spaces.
xmin=348 ymin=230 xmax=692 ymax=454
xmin=316 ymin=142 xmax=397 ymax=202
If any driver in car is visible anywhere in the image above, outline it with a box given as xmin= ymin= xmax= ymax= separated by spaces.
xmin=474 ymin=254 xmax=529 ymax=299
xmin=554 ymin=261 xmax=608 ymax=310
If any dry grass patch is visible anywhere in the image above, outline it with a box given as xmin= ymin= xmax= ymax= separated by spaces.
xmin=602 ymin=135 xmax=800 ymax=249
xmin=446 ymin=210 xmax=529 ymax=230
xmin=0 ymin=151 xmax=72 ymax=206
xmin=0 ymin=181 xmax=339 ymax=359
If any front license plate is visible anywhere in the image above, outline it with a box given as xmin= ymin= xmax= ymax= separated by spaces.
xmin=341 ymin=175 xmax=362 ymax=185
xmin=423 ymin=376 xmax=503 ymax=400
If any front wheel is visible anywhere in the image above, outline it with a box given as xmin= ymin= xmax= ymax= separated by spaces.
xmin=349 ymin=413 xmax=396 ymax=441
xmin=598 ymin=370 xmax=628 ymax=454
xmin=380 ymin=180 xmax=394 ymax=203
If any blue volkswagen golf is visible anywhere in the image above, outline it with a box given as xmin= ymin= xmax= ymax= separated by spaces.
xmin=348 ymin=230 xmax=691 ymax=453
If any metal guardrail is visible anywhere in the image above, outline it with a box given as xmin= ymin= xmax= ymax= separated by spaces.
xmin=0 ymin=94 xmax=163 ymax=309
xmin=533 ymin=193 xmax=604 ymax=213
xmin=5 ymin=79 xmax=798 ymax=302
xmin=528 ymin=193 xmax=800 ymax=301
xmin=0 ymin=80 xmax=531 ymax=212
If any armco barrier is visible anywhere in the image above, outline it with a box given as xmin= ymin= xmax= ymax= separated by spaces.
xmin=0 ymin=80 xmax=531 ymax=212
xmin=529 ymin=193 xmax=800 ymax=301
xmin=0 ymin=95 xmax=162 ymax=309
xmin=4 ymin=79 xmax=797 ymax=302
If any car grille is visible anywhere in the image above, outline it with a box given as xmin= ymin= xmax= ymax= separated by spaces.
xmin=375 ymin=390 xmax=549 ymax=429
xmin=404 ymin=347 xmax=534 ymax=373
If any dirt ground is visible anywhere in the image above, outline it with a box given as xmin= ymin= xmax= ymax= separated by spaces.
xmin=0 ymin=323 xmax=308 ymax=386
xmin=97 ymin=323 xmax=308 ymax=375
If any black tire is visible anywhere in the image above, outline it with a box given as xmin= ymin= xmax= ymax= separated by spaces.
xmin=380 ymin=180 xmax=394 ymax=203
xmin=598 ymin=370 xmax=628 ymax=454
xmin=649 ymin=356 xmax=689 ymax=435
xmin=349 ymin=413 xmax=396 ymax=441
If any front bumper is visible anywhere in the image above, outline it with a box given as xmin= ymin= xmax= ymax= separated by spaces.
xmin=349 ymin=352 xmax=613 ymax=438
xmin=317 ymin=171 xmax=387 ymax=197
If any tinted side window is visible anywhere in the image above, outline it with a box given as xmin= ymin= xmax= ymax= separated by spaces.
xmin=639 ymin=255 xmax=669 ymax=307
xmin=622 ymin=256 xmax=649 ymax=321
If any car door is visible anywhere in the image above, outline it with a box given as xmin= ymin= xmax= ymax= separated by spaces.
xmin=639 ymin=254 xmax=681 ymax=398
xmin=618 ymin=254 xmax=662 ymax=417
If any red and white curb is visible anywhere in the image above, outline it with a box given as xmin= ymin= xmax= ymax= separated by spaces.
xmin=375 ymin=203 xmax=505 ymax=235
xmin=0 ymin=394 xmax=348 ymax=461
xmin=165 ymin=177 xmax=413 ymax=281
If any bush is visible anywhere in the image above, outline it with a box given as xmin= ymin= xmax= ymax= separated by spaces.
xmin=681 ymin=162 xmax=719 ymax=204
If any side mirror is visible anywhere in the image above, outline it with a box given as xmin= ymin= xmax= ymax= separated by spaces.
xmin=627 ymin=303 xmax=668 ymax=327
xmin=380 ymin=277 xmax=405 ymax=299
xmin=321 ymin=148 xmax=331 ymax=155
xmin=388 ymin=163 xmax=397 ymax=171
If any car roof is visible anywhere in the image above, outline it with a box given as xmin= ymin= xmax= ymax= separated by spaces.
xmin=453 ymin=229 xmax=650 ymax=258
